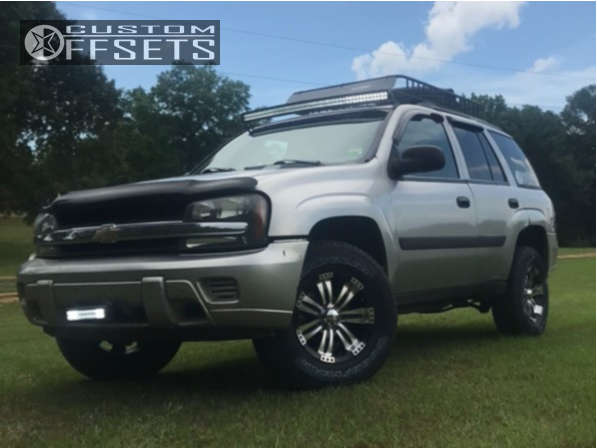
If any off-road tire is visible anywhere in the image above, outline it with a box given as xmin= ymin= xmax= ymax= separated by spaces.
xmin=492 ymin=246 xmax=549 ymax=335
xmin=56 ymin=337 xmax=181 ymax=380
xmin=253 ymin=241 xmax=397 ymax=388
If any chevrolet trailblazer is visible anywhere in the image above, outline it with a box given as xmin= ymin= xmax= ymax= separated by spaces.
xmin=18 ymin=75 xmax=557 ymax=387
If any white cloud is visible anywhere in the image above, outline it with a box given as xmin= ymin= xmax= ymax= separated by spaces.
xmin=530 ymin=56 xmax=559 ymax=73
xmin=488 ymin=65 xmax=595 ymax=110
xmin=352 ymin=2 xmax=523 ymax=79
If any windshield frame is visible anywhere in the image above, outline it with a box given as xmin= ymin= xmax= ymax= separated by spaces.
xmin=190 ymin=107 xmax=392 ymax=174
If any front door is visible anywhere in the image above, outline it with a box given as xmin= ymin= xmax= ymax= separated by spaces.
xmin=388 ymin=113 xmax=479 ymax=299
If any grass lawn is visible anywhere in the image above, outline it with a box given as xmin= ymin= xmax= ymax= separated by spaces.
xmin=0 ymin=279 xmax=17 ymax=294
xmin=559 ymin=247 xmax=596 ymax=257
xmin=0 ymin=217 xmax=33 ymax=277
xmin=0 ymin=255 xmax=594 ymax=447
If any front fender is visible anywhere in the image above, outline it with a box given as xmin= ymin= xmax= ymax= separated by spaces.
xmin=275 ymin=194 xmax=393 ymax=245
xmin=269 ymin=192 xmax=396 ymax=281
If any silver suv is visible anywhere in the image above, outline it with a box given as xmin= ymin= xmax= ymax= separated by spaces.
xmin=17 ymin=75 xmax=558 ymax=386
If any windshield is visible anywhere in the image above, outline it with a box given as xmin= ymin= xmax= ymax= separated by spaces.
xmin=200 ymin=119 xmax=384 ymax=172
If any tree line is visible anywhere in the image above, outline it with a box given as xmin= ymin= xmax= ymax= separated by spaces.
xmin=471 ymin=88 xmax=595 ymax=245
xmin=1 ymin=3 xmax=594 ymax=245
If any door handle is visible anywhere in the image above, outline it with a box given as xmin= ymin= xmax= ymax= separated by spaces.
xmin=508 ymin=198 xmax=519 ymax=209
xmin=456 ymin=196 xmax=471 ymax=208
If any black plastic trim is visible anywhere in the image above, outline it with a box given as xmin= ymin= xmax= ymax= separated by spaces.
xmin=399 ymin=236 xmax=506 ymax=250
xmin=397 ymin=280 xmax=507 ymax=308
xmin=401 ymin=176 xmax=468 ymax=184
xmin=447 ymin=116 xmax=484 ymax=132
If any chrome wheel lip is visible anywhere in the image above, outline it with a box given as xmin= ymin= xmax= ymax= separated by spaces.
xmin=294 ymin=270 xmax=375 ymax=364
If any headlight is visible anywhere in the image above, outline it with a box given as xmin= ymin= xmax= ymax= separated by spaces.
xmin=183 ymin=194 xmax=269 ymax=250
xmin=33 ymin=213 xmax=57 ymax=242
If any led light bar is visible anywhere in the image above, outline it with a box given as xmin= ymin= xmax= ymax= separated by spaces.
xmin=66 ymin=307 xmax=106 ymax=321
xmin=243 ymin=91 xmax=390 ymax=122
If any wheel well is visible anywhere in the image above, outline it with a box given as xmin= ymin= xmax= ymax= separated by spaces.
xmin=516 ymin=225 xmax=548 ymax=265
xmin=308 ymin=216 xmax=387 ymax=273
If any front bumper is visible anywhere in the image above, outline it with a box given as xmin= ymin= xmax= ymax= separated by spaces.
xmin=17 ymin=240 xmax=308 ymax=339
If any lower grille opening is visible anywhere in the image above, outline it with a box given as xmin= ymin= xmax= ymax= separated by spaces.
xmin=202 ymin=277 xmax=239 ymax=302
xmin=109 ymin=301 xmax=148 ymax=324
xmin=169 ymin=297 xmax=206 ymax=323
xmin=41 ymin=238 xmax=181 ymax=258
xmin=24 ymin=297 xmax=44 ymax=323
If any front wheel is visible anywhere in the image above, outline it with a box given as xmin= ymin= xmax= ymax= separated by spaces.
xmin=253 ymin=241 xmax=397 ymax=388
xmin=56 ymin=337 xmax=181 ymax=380
xmin=492 ymin=246 xmax=549 ymax=335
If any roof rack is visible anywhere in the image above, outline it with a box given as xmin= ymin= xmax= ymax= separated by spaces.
xmin=242 ymin=75 xmax=481 ymax=122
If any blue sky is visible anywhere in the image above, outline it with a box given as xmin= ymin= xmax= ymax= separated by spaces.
xmin=56 ymin=1 xmax=596 ymax=111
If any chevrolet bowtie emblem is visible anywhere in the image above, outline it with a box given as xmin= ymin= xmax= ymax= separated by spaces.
xmin=92 ymin=224 xmax=120 ymax=244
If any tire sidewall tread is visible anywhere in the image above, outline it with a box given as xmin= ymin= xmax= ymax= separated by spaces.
xmin=492 ymin=246 xmax=549 ymax=336
xmin=254 ymin=240 xmax=397 ymax=388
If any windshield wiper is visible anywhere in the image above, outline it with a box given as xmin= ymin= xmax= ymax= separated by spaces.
xmin=201 ymin=167 xmax=236 ymax=174
xmin=273 ymin=159 xmax=321 ymax=167
xmin=244 ymin=159 xmax=322 ymax=170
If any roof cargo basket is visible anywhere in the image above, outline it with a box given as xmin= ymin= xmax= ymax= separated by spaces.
xmin=242 ymin=75 xmax=481 ymax=122
xmin=391 ymin=76 xmax=481 ymax=117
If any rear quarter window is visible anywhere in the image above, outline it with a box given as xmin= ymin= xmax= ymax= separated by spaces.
xmin=489 ymin=131 xmax=540 ymax=188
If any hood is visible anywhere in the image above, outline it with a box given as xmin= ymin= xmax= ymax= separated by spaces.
xmin=149 ymin=166 xmax=295 ymax=183
xmin=49 ymin=164 xmax=367 ymax=227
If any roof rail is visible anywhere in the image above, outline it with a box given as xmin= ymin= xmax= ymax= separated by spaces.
xmin=242 ymin=75 xmax=481 ymax=122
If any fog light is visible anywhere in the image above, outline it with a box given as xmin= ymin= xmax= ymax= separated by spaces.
xmin=66 ymin=307 xmax=106 ymax=321
xmin=185 ymin=236 xmax=241 ymax=249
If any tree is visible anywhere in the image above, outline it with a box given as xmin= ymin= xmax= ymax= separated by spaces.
xmin=473 ymin=88 xmax=595 ymax=245
xmin=111 ymin=66 xmax=251 ymax=183
xmin=147 ymin=65 xmax=250 ymax=172
xmin=0 ymin=2 xmax=123 ymax=220
xmin=0 ymin=3 xmax=251 ymax=220
xmin=561 ymin=85 xmax=596 ymax=244
xmin=0 ymin=2 xmax=65 ymax=215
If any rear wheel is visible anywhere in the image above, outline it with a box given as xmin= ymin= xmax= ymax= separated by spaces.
xmin=253 ymin=241 xmax=396 ymax=388
xmin=492 ymin=246 xmax=549 ymax=335
xmin=56 ymin=337 xmax=181 ymax=380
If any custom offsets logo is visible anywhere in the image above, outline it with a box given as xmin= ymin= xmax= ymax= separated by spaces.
xmin=20 ymin=20 xmax=220 ymax=65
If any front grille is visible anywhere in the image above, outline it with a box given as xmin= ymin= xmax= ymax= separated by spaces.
xmin=36 ymin=220 xmax=250 ymax=259
xmin=40 ymin=238 xmax=181 ymax=258
xmin=202 ymin=277 xmax=239 ymax=302
xmin=40 ymin=178 xmax=259 ymax=259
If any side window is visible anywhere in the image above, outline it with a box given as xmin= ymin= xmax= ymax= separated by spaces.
xmin=452 ymin=124 xmax=507 ymax=183
xmin=478 ymin=133 xmax=506 ymax=182
xmin=453 ymin=125 xmax=492 ymax=181
xmin=489 ymin=131 xmax=540 ymax=187
xmin=396 ymin=115 xmax=459 ymax=179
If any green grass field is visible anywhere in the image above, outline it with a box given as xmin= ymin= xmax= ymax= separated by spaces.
xmin=0 ymin=218 xmax=33 ymax=278
xmin=559 ymin=247 xmax=596 ymax=257
xmin=0 ymin=218 xmax=595 ymax=447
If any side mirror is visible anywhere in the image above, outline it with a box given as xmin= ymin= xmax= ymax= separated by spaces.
xmin=388 ymin=145 xmax=445 ymax=178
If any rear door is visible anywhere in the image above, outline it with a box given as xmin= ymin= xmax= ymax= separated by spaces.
xmin=389 ymin=112 xmax=480 ymax=298
xmin=446 ymin=120 xmax=515 ymax=283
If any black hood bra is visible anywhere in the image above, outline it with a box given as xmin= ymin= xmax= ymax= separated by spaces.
xmin=49 ymin=177 xmax=258 ymax=227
